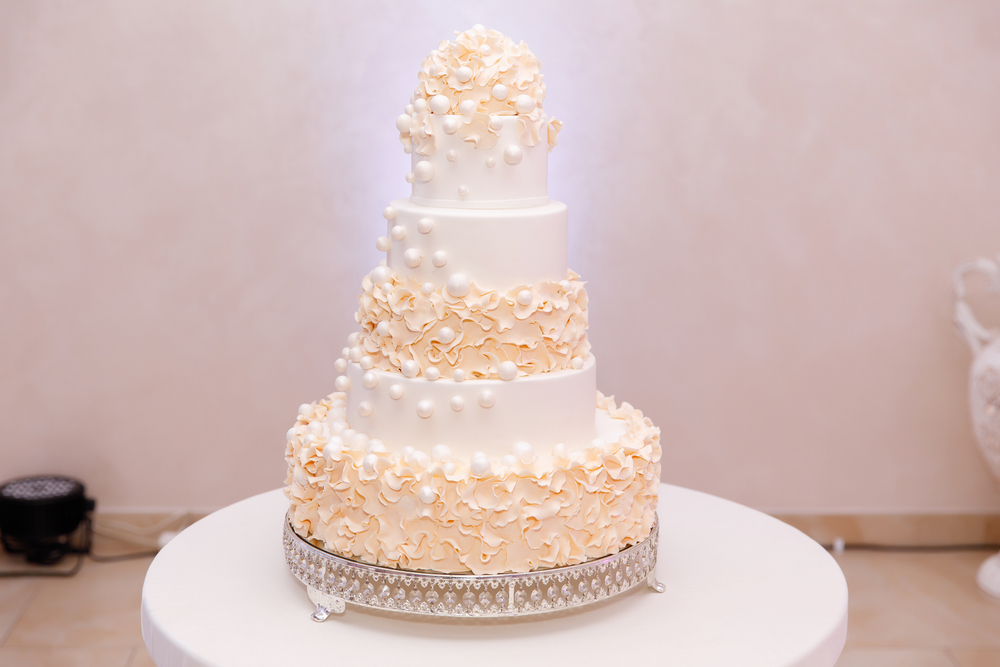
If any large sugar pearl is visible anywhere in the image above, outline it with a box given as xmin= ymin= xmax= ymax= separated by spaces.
xmin=334 ymin=375 xmax=350 ymax=391
xmin=443 ymin=117 xmax=460 ymax=134
xmin=442 ymin=461 xmax=456 ymax=475
xmin=341 ymin=429 xmax=357 ymax=442
xmin=485 ymin=157 xmax=496 ymax=168
xmin=421 ymin=282 xmax=434 ymax=295
xmin=571 ymin=356 xmax=584 ymax=370
xmin=491 ymin=83 xmax=508 ymax=100
xmin=366 ymin=439 xmax=385 ymax=453
xmin=478 ymin=390 xmax=496 ymax=408
xmin=401 ymin=445 xmax=414 ymax=458
xmin=348 ymin=332 xmax=361 ymax=346
xmin=452 ymin=369 xmax=466 ymax=382
xmin=424 ymin=367 xmax=441 ymax=381
xmin=350 ymin=432 xmax=369 ymax=449
xmin=376 ymin=321 xmax=390 ymax=337
xmin=349 ymin=346 xmax=362 ymax=362
xmin=404 ymin=248 xmax=422 ymax=268
xmin=405 ymin=172 xmax=415 ymax=183
xmin=498 ymin=361 xmax=518 ymax=381
xmin=429 ymin=94 xmax=450 ymax=114
xmin=414 ymin=160 xmax=434 ymax=182
xmin=405 ymin=103 xmax=414 ymax=115
xmin=456 ymin=66 xmax=472 ymax=83
xmin=401 ymin=360 xmax=420 ymax=378
xmin=375 ymin=236 xmax=390 ymax=252
xmin=360 ymin=355 xmax=374 ymax=370
xmin=437 ymin=327 xmax=455 ymax=344
xmin=514 ymin=94 xmax=535 ymax=114
xmin=431 ymin=444 xmax=451 ymax=461
xmin=383 ymin=206 xmax=396 ymax=221
xmin=362 ymin=454 xmax=378 ymax=473
xmin=417 ymin=218 xmax=434 ymax=234
xmin=431 ymin=251 xmax=447 ymax=267
xmin=513 ymin=441 xmax=534 ymax=463
xmin=403 ymin=145 xmax=412 ymax=155
xmin=418 ymin=486 xmax=437 ymax=504
xmin=329 ymin=419 xmax=348 ymax=434
xmin=457 ymin=185 xmax=469 ymax=196
xmin=396 ymin=114 xmax=413 ymax=133
xmin=370 ymin=265 xmax=391 ymax=285
xmin=501 ymin=454 xmax=517 ymax=468
xmin=481 ymin=44 xmax=492 ymax=56
xmin=414 ymin=451 xmax=431 ymax=468
xmin=358 ymin=401 xmax=373 ymax=417
xmin=324 ymin=437 xmax=343 ymax=461
xmin=489 ymin=115 xmax=503 ymax=131
xmin=517 ymin=289 xmax=533 ymax=306
xmin=503 ymin=145 xmax=523 ymax=165
xmin=553 ymin=443 xmax=567 ymax=458
xmin=470 ymin=456 xmax=492 ymax=476
xmin=362 ymin=371 xmax=379 ymax=389
xmin=560 ymin=279 xmax=572 ymax=290
xmin=459 ymin=100 xmax=476 ymax=116
xmin=341 ymin=346 xmax=350 ymax=359
xmin=446 ymin=273 xmax=471 ymax=297
xmin=391 ymin=225 xmax=407 ymax=241
xmin=416 ymin=400 xmax=434 ymax=419
xmin=450 ymin=396 xmax=464 ymax=412
xmin=389 ymin=384 xmax=403 ymax=400
xmin=334 ymin=358 xmax=347 ymax=373
xmin=446 ymin=150 xmax=458 ymax=162
xmin=413 ymin=98 xmax=428 ymax=113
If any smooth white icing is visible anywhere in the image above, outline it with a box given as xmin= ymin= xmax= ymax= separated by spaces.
xmin=383 ymin=198 xmax=567 ymax=291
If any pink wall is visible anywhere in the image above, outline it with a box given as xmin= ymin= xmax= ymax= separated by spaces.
xmin=2 ymin=1 xmax=999 ymax=512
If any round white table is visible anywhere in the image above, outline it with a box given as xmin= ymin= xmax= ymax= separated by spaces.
xmin=141 ymin=485 xmax=847 ymax=667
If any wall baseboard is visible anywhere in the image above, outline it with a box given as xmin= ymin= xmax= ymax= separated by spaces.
xmin=773 ymin=513 xmax=1000 ymax=548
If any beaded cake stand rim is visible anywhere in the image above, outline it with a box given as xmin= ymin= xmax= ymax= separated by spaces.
xmin=284 ymin=512 xmax=664 ymax=620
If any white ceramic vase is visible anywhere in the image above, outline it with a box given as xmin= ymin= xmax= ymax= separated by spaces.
xmin=953 ymin=256 xmax=1000 ymax=599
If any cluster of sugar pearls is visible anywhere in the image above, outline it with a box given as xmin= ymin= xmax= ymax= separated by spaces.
xmin=415 ymin=25 xmax=546 ymax=116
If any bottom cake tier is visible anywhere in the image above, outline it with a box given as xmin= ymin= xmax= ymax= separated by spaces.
xmin=285 ymin=392 xmax=660 ymax=576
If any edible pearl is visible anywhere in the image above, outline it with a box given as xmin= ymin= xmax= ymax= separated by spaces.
xmin=360 ymin=355 xmax=374 ymax=370
xmin=498 ymin=361 xmax=518 ymax=381
xmin=429 ymin=94 xmax=450 ymax=114
xmin=431 ymin=444 xmax=451 ymax=461
xmin=366 ymin=439 xmax=385 ymax=453
xmin=350 ymin=433 xmax=369 ymax=449
xmin=489 ymin=115 xmax=503 ymax=131
xmin=446 ymin=150 xmax=458 ymax=162
xmin=405 ymin=172 xmax=415 ymax=183
xmin=553 ymin=443 xmax=567 ymax=458
xmin=396 ymin=114 xmax=412 ymax=132
xmin=383 ymin=206 xmax=396 ymax=220
xmin=358 ymin=401 xmax=373 ymax=417
xmin=334 ymin=358 xmax=347 ymax=373
xmin=349 ymin=346 xmax=362 ymax=362
xmin=503 ymin=145 xmax=523 ymax=165
xmin=452 ymin=369 xmax=465 ymax=382
xmin=341 ymin=429 xmax=356 ymax=441
xmin=446 ymin=273 xmax=471 ymax=297
xmin=456 ymin=66 xmax=472 ymax=83
xmin=414 ymin=451 xmax=430 ymax=468
xmin=560 ymin=279 xmax=572 ymax=290
xmin=348 ymin=333 xmax=360 ymax=346
xmin=443 ymin=462 xmax=456 ymax=475
xmin=514 ymin=94 xmax=535 ymax=114
xmin=324 ymin=438 xmax=342 ymax=461
xmin=459 ymin=99 xmax=476 ymax=116
xmin=438 ymin=327 xmax=455 ymax=344
xmin=443 ymin=117 xmax=460 ymax=134
xmin=375 ymin=236 xmax=390 ymax=252
xmin=414 ymin=160 xmax=434 ymax=182
xmin=486 ymin=157 xmax=496 ymax=168
xmin=402 ymin=445 xmax=414 ymax=458
xmin=341 ymin=347 xmax=350 ymax=359
xmin=417 ymin=218 xmax=434 ymax=234
xmin=421 ymin=282 xmax=434 ymax=295
xmin=403 ymin=145 xmax=412 ymax=154
xmin=389 ymin=384 xmax=403 ymax=400
xmin=413 ymin=98 xmax=428 ymax=113
xmin=517 ymin=289 xmax=533 ymax=306
xmin=362 ymin=372 xmax=378 ymax=389
xmin=425 ymin=367 xmax=440 ymax=381
xmin=362 ymin=454 xmax=377 ymax=473
xmin=478 ymin=390 xmax=496 ymax=408
xmin=391 ymin=225 xmax=407 ymax=241
xmin=501 ymin=455 xmax=516 ymax=468
xmin=470 ymin=457 xmax=492 ymax=476
xmin=432 ymin=251 xmax=447 ymax=267
xmin=571 ymin=356 xmax=584 ymax=370
xmin=404 ymin=104 xmax=414 ymax=115
xmin=513 ymin=441 xmax=534 ymax=463
xmin=370 ymin=265 xmax=391 ymax=285
xmin=376 ymin=321 xmax=390 ymax=337
xmin=334 ymin=375 xmax=350 ymax=391
xmin=416 ymin=400 xmax=434 ymax=419
xmin=491 ymin=83 xmax=508 ymax=100
xmin=450 ymin=396 xmax=464 ymax=412
xmin=481 ymin=44 xmax=491 ymax=56
xmin=403 ymin=248 xmax=422 ymax=268
xmin=457 ymin=185 xmax=469 ymax=196
xmin=401 ymin=360 xmax=420 ymax=378
xmin=418 ymin=486 xmax=437 ymax=504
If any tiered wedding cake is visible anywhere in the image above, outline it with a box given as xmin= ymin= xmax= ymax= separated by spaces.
xmin=285 ymin=25 xmax=660 ymax=576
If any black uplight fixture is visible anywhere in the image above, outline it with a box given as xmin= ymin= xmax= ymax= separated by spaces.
xmin=0 ymin=476 xmax=94 ymax=565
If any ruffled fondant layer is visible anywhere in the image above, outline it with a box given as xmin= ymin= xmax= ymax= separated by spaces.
xmin=355 ymin=270 xmax=590 ymax=380
xmin=285 ymin=391 xmax=660 ymax=575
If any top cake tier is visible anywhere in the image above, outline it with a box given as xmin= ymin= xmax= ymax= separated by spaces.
xmin=396 ymin=25 xmax=562 ymax=209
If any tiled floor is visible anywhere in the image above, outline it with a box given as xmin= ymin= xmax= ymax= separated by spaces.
xmin=0 ymin=541 xmax=998 ymax=666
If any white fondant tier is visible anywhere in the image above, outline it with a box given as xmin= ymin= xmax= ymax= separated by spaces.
xmin=409 ymin=115 xmax=548 ymax=209
xmin=383 ymin=199 xmax=567 ymax=291
xmin=343 ymin=355 xmax=599 ymax=458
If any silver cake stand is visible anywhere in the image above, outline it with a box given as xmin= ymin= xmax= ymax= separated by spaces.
xmin=284 ymin=513 xmax=664 ymax=621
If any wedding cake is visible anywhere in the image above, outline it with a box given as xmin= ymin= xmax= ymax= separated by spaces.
xmin=285 ymin=25 xmax=660 ymax=576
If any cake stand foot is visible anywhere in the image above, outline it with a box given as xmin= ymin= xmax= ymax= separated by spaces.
xmin=977 ymin=551 xmax=1000 ymax=600
xmin=647 ymin=571 xmax=665 ymax=593
xmin=307 ymin=587 xmax=346 ymax=621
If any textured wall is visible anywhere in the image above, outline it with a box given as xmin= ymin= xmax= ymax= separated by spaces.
xmin=2 ymin=1 xmax=999 ymax=512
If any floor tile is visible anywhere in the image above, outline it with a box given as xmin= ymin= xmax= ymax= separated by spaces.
xmin=838 ymin=550 xmax=1000 ymax=648
xmin=2 ymin=556 xmax=153 ymax=649
xmin=950 ymin=647 xmax=1000 ymax=667
xmin=0 ymin=647 xmax=132 ymax=666
xmin=836 ymin=648 xmax=958 ymax=666
xmin=0 ymin=578 xmax=39 ymax=645
xmin=125 ymin=646 xmax=157 ymax=667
